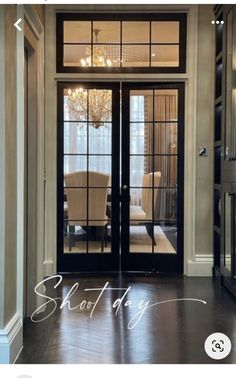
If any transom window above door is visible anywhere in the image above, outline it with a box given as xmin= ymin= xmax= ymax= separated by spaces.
xmin=56 ymin=13 xmax=187 ymax=73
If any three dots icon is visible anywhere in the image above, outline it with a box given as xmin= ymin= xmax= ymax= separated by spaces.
xmin=211 ymin=20 xmax=224 ymax=25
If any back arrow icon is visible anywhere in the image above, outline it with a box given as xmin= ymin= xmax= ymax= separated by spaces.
xmin=14 ymin=18 xmax=22 ymax=31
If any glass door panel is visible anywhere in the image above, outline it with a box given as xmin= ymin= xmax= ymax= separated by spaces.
xmin=57 ymin=82 xmax=120 ymax=272
xmin=122 ymin=83 xmax=184 ymax=272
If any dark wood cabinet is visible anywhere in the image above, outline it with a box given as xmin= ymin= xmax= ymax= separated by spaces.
xmin=213 ymin=5 xmax=236 ymax=297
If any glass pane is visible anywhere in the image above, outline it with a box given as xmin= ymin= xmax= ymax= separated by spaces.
xmin=87 ymin=187 xmax=111 ymax=253
xmin=87 ymin=188 xmax=109 ymax=220
xmin=88 ymin=89 xmax=112 ymax=124
xmin=151 ymin=45 xmax=179 ymax=67
xmin=122 ymin=45 xmax=149 ymax=67
xmin=122 ymin=21 xmax=150 ymax=43
xmin=64 ymin=223 xmax=87 ymax=254
xmin=154 ymin=123 xmax=178 ymax=155
xmin=130 ymin=123 xmax=145 ymax=154
xmin=153 ymin=224 xmax=177 ymax=254
xmin=154 ymin=89 xmax=178 ymax=121
xmin=148 ymin=156 xmax=177 ymax=188
xmin=64 ymin=188 xmax=87 ymax=221
xmin=104 ymin=45 xmax=121 ymax=67
xmin=93 ymin=21 xmax=120 ymax=43
xmin=88 ymin=156 xmax=111 ymax=184
xmin=64 ymin=169 xmax=88 ymax=188
xmin=64 ymin=155 xmax=87 ymax=175
xmin=64 ymin=88 xmax=88 ymax=122
xmin=92 ymin=45 xmax=120 ymax=67
xmin=130 ymin=90 xmax=153 ymax=122
xmin=89 ymin=123 xmax=112 ymax=154
xmin=130 ymin=156 xmax=145 ymax=187
xmin=151 ymin=21 xmax=179 ymax=43
xmin=225 ymin=193 xmax=232 ymax=271
xmin=87 ymin=225 xmax=111 ymax=253
xmin=64 ymin=187 xmax=88 ymax=254
xmin=129 ymin=185 xmax=177 ymax=254
xmin=154 ymin=188 xmax=177 ymax=222
xmin=64 ymin=45 xmax=91 ymax=67
xmin=92 ymin=45 xmax=119 ymax=67
xmin=130 ymin=188 xmax=153 ymax=221
xmin=64 ymin=21 xmax=91 ymax=43
xmin=129 ymin=222 xmax=152 ymax=253
xmin=64 ymin=123 xmax=87 ymax=154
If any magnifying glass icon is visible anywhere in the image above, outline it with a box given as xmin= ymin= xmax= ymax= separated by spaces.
xmin=215 ymin=343 xmax=221 ymax=350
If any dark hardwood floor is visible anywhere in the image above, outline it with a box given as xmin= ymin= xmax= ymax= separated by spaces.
xmin=16 ymin=274 xmax=236 ymax=364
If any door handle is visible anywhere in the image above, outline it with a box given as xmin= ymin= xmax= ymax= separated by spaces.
xmin=122 ymin=185 xmax=128 ymax=190
xmin=225 ymin=146 xmax=229 ymax=160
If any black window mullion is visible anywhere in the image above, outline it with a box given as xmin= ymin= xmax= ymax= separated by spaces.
xmin=86 ymin=89 xmax=89 ymax=253
xmin=91 ymin=21 xmax=93 ymax=66
xmin=120 ymin=21 xmax=123 ymax=67
xmin=152 ymin=89 xmax=155 ymax=254
xmin=149 ymin=21 xmax=151 ymax=68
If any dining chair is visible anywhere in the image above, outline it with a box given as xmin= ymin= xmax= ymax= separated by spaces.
xmin=64 ymin=171 xmax=110 ymax=252
xmin=130 ymin=171 xmax=162 ymax=245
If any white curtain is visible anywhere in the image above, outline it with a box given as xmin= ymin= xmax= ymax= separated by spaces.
xmin=129 ymin=96 xmax=145 ymax=205
xmin=64 ymin=96 xmax=112 ymax=177
xmin=144 ymin=94 xmax=177 ymax=221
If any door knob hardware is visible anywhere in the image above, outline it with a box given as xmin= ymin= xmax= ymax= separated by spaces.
xmin=225 ymin=146 xmax=229 ymax=160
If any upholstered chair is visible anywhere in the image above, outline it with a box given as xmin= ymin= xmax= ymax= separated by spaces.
xmin=130 ymin=171 xmax=161 ymax=245
xmin=64 ymin=171 xmax=109 ymax=252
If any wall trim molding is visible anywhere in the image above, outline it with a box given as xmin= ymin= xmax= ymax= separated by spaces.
xmin=187 ymin=254 xmax=213 ymax=276
xmin=16 ymin=3 xmax=24 ymax=328
xmin=23 ymin=4 xmax=45 ymax=317
xmin=45 ymin=5 xmax=201 ymax=276
xmin=44 ymin=260 xmax=55 ymax=277
xmin=0 ymin=313 xmax=23 ymax=364
xmin=183 ymin=6 xmax=198 ymax=274
xmin=24 ymin=5 xmax=43 ymax=38
xmin=0 ymin=6 xmax=6 ymax=328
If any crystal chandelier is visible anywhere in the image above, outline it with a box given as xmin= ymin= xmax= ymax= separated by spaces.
xmin=66 ymin=29 xmax=114 ymax=128
xmin=79 ymin=28 xmax=143 ymax=67
xmin=67 ymin=87 xmax=112 ymax=129
xmin=80 ymin=29 xmax=113 ymax=67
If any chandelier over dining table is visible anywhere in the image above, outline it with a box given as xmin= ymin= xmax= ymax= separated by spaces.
xmin=67 ymin=87 xmax=112 ymax=129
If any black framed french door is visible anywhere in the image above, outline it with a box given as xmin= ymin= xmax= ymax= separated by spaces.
xmin=57 ymin=81 xmax=184 ymax=273
xmin=57 ymin=82 xmax=120 ymax=272
xmin=121 ymin=82 xmax=184 ymax=273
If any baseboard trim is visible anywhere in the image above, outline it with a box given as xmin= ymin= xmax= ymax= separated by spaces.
xmin=187 ymin=254 xmax=213 ymax=276
xmin=45 ymin=255 xmax=214 ymax=277
xmin=0 ymin=313 xmax=23 ymax=364
xmin=44 ymin=260 xmax=55 ymax=276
